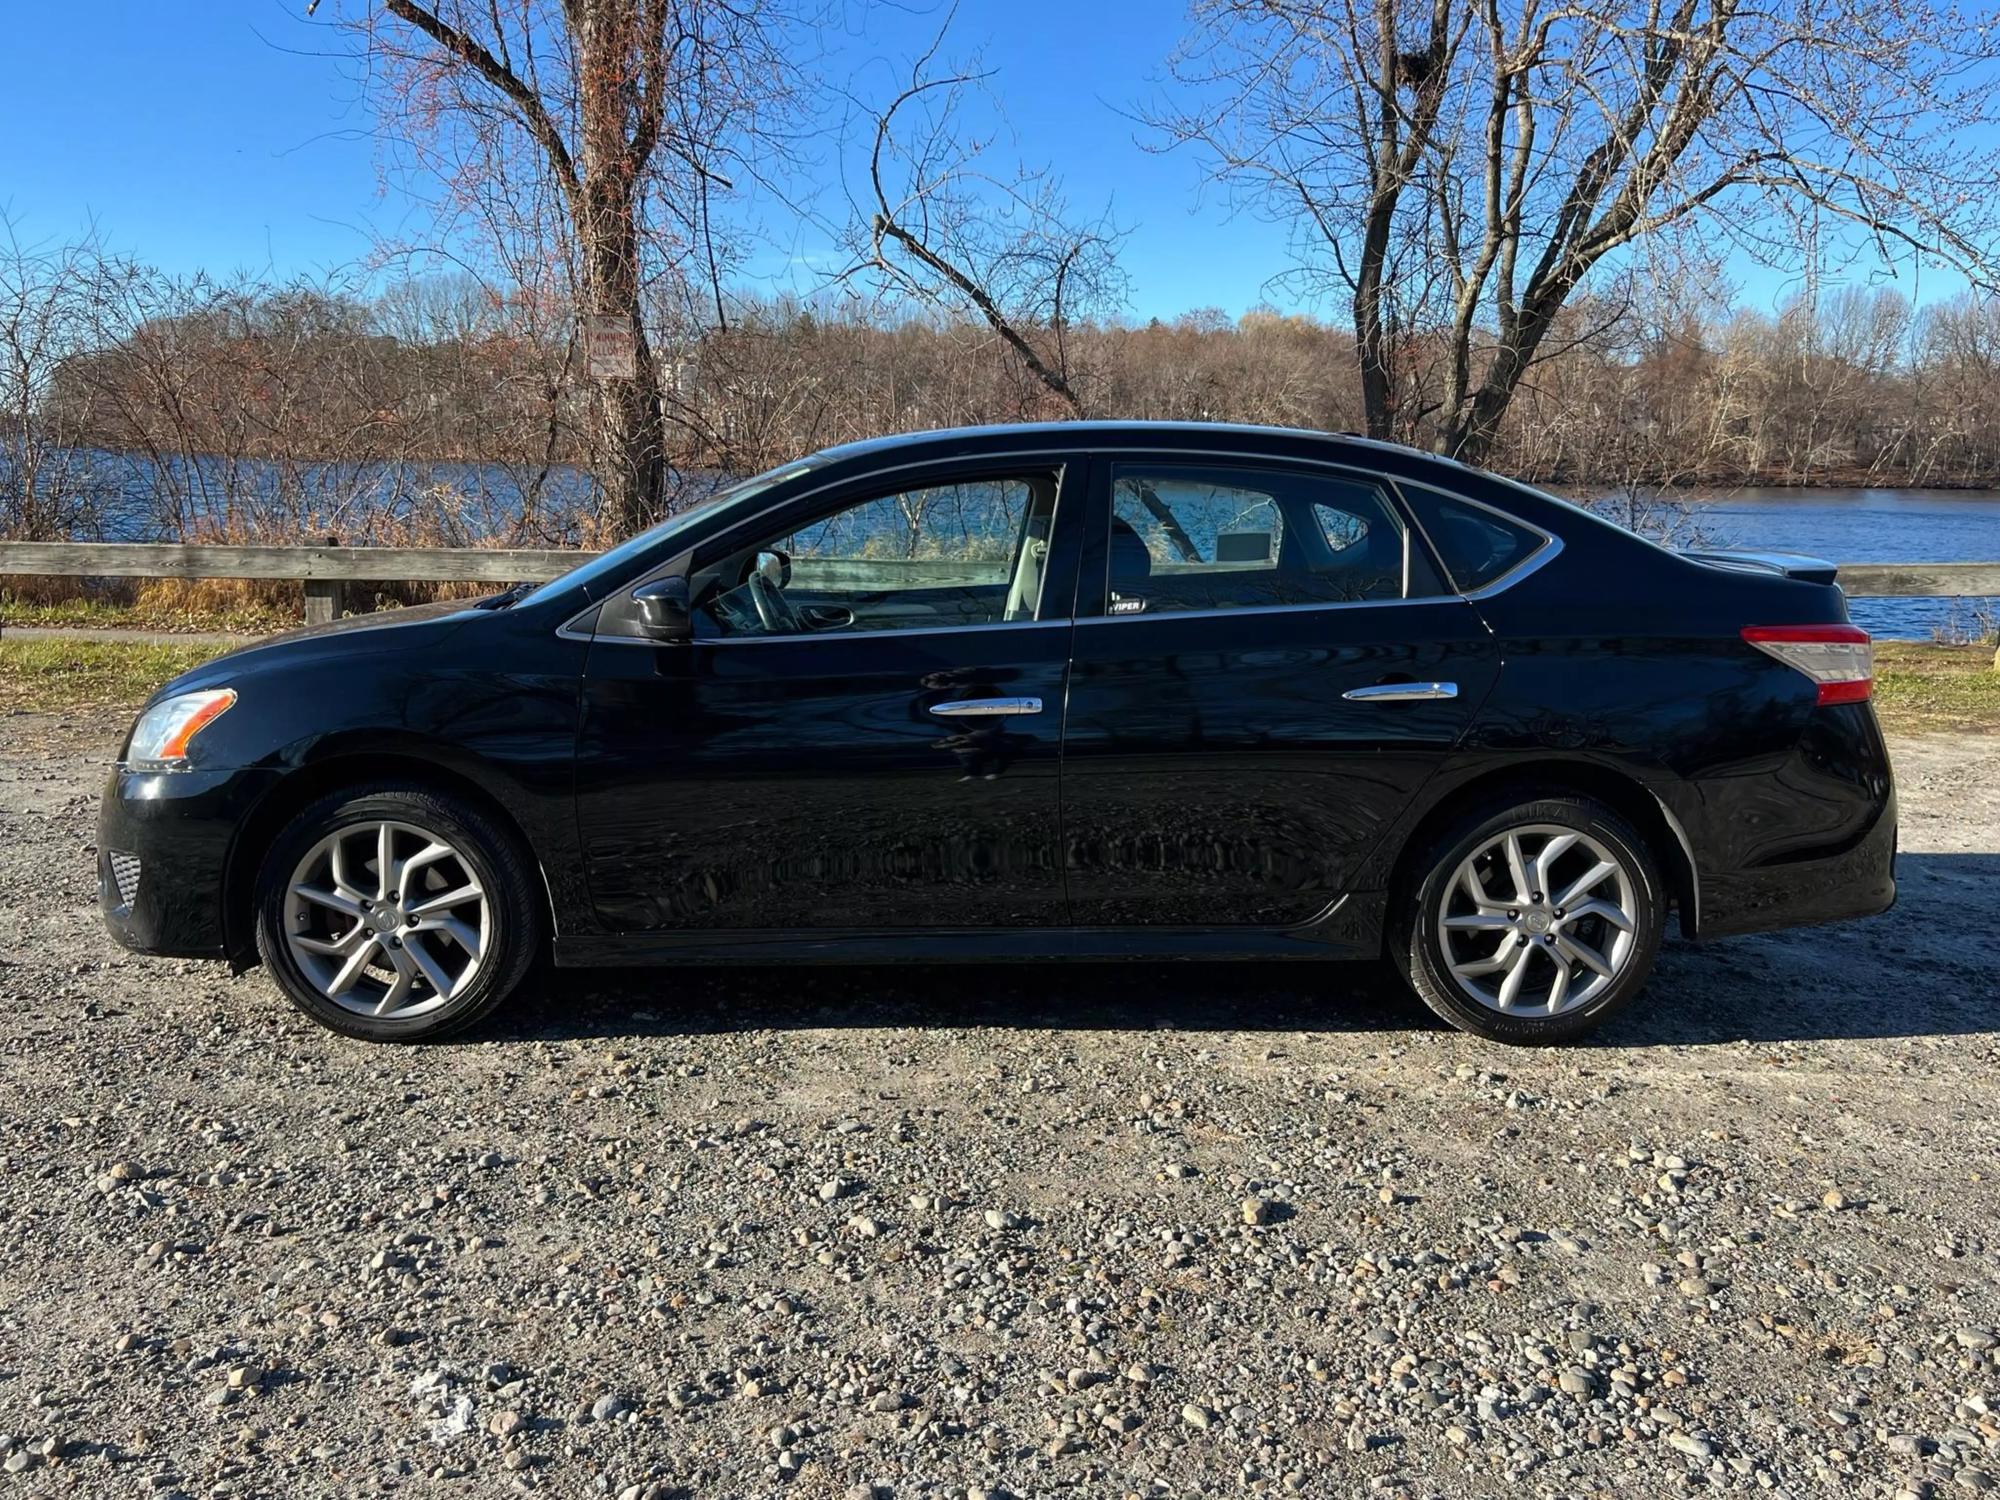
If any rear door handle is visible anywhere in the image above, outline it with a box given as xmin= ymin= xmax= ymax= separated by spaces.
xmin=929 ymin=696 xmax=1043 ymax=717
xmin=1342 ymin=682 xmax=1458 ymax=702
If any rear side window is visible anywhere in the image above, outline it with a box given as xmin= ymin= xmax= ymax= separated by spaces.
xmin=1400 ymin=484 xmax=1546 ymax=592
xmin=1104 ymin=464 xmax=1442 ymax=616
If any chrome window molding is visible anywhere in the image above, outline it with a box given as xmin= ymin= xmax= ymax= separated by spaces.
xmin=1463 ymin=532 xmax=1563 ymax=599
xmin=580 ymin=616 xmax=1075 ymax=649
xmin=1073 ymin=593 xmax=1459 ymax=627
xmin=557 ymin=440 xmax=1567 ymax=644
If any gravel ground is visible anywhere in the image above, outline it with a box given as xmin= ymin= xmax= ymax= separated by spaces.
xmin=1 ymin=708 xmax=1997 ymax=1500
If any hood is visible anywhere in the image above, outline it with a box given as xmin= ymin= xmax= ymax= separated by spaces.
xmin=246 ymin=596 xmax=486 ymax=649
xmin=150 ymin=598 xmax=489 ymax=701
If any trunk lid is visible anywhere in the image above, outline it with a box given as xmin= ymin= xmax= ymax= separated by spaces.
xmin=1680 ymin=549 xmax=1839 ymax=586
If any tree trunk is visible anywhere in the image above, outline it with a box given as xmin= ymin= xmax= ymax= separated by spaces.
xmin=1352 ymin=239 xmax=1395 ymax=443
xmin=579 ymin=197 xmax=668 ymax=534
xmin=1350 ymin=46 xmax=1399 ymax=443
xmin=1444 ymin=301 xmax=1553 ymax=466
xmin=573 ymin=0 xmax=666 ymax=535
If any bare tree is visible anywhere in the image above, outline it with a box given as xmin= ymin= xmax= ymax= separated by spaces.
xmin=1152 ymin=0 xmax=2000 ymax=462
xmin=334 ymin=0 xmax=812 ymax=532
xmin=844 ymin=29 xmax=1126 ymax=420
xmin=0 ymin=219 xmax=120 ymax=540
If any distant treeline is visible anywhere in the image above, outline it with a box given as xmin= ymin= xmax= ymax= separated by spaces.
xmin=6 ymin=247 xmax=1999 ymax=546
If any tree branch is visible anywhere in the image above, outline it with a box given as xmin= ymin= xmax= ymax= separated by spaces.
xmin=382 ymin=0 xmax=579 ymax=198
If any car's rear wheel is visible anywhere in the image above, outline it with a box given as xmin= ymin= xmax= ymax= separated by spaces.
xmin=1396 ymin=792 xmax=1664 ymax=1044
xmin=254 ymin=783 xmax=540 ymax=1042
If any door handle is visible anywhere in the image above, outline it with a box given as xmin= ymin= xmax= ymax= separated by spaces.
xmin=929 ymin=696 xmax=1043 ymax=717
xmin=1342 ymin=682 xmax=1458 ymax=702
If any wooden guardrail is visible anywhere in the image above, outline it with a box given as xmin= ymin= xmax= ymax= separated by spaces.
xmin=1828 ymin=563 xmax=2000 ymax=597
xmin=1 ymin=542 xmax=1997 ymax=625
xmin=0 ymin=542 xmax=587 ymax=623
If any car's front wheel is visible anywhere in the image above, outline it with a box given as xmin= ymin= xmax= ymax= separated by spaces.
xmin=1396 ymin=792 xmax=1664 ymax=1044
xmin=254 ymin=783 xmax=541 ymax=1041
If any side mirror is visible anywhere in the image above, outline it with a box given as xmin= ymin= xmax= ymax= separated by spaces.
xmin=631 ymin=576 xmax=692 ymax=643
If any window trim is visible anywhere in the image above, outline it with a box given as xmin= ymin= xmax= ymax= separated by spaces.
xmin=1071 ymin=592 xmax=1449 ymax=630
xmin=698 ymin=616 xmax=1073 ymax=648
xmin=560 ymin=444 xmax=1563 ymax=641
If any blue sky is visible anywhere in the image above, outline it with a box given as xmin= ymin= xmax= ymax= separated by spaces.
xmin=0 ymin=1 xmax=1955 ymax=321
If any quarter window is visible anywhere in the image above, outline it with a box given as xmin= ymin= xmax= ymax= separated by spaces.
xmin=1103 ymin=465 xmax=1440 ymax=616
xmin=1400 ymin=484 xmax=1545 ymax=592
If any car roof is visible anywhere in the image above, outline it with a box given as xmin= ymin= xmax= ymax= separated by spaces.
xmin=792 ymin=419 xmax=1608 ymax=528
xmin=805 ymin=419 xmax=1444 ymax=463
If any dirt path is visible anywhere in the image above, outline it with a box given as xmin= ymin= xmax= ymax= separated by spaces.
xmin=1 ymin=711 xmax=1995 ymax=1499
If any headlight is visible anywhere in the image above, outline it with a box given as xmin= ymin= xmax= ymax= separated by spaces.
xmin=126 ymin=689 xmax=237 ymax=770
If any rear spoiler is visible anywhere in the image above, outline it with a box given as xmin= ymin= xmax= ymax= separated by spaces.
xmin=1680 ymin=549 xmax=1839 ymax=586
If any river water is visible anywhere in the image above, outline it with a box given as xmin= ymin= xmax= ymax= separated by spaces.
xmin=1683 ymin=488 xmax=2000 ymax=640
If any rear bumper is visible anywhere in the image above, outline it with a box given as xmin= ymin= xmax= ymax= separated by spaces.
xmin=1689 ymin=785 xmax=1896 ymax=938
xmin=1680 ymin=702 xmax=1897 ymax=940
xmin=98 ymin=764 xmax=280 ymax=959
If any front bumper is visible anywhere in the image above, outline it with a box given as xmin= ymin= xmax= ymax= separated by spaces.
xmin=98 ymin=764 xmax=281 ymax=959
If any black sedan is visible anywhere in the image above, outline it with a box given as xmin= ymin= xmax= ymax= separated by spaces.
xmin=98 ymin=423 xmax=1895 ymax=1044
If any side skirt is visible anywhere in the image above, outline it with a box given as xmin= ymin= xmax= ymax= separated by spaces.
xmin=553 ymin=892 xmax=1389 ymax=968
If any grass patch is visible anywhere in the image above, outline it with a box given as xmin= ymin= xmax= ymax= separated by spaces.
xmin=1 ymin=592 xmax=293 ymax=635
xmin=1872 ymin=641 xmax=2000 ymax=735
xmin=0 ymin=639 xmax=236 ymax=712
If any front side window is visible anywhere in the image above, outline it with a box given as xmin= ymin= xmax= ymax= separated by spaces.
xmin=695 ymin=473 xmax=1060 ymax=638
xmin=1103 ymin=464 xmax=1439 ymax=616
xmin=545 ymin=459 xmax=820 ymax=605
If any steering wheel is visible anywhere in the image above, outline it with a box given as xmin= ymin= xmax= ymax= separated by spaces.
xmin=746 ymin=565 xmax=804 ymax=634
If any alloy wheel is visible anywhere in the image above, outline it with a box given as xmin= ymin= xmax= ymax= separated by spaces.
xmin=282 ymin=820 xmax=490 ymax=1020
xmin=1435 ymin=822 xmax=1638 ymax=1016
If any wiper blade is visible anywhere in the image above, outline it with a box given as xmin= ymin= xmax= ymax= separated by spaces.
xmin=476 ymin=581 xmax=539 ymax=610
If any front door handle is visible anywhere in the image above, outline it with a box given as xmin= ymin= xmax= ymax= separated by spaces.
xmin=1342 ymin=682 xmax=1458 ymax=702
xmin=929 ymin=696 xmax=1043 ymax=717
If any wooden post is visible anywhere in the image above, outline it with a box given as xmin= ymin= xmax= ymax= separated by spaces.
xmin=303 ymin=578 xmax=344 ymax=625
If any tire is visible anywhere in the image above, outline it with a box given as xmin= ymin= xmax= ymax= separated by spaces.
xmin=1393 ymin=792 xmax=1664 ymax=1045
xmin=253 ymin=782 xmax=541 ymax=1042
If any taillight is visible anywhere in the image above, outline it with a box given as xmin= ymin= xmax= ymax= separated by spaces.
xmin=1741 ymin=624 xmax=1873 ymax=705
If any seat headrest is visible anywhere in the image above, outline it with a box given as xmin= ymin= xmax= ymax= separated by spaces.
xmin=1109 ymin=517 xmax=1154 ymax=589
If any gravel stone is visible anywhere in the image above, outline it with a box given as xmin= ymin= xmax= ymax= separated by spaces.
xmin=1 ymin=711 xmax=1997 ymax=1499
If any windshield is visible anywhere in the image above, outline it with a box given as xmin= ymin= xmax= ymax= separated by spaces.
xmin=540 ymin=459 xmax=823 ymax=602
